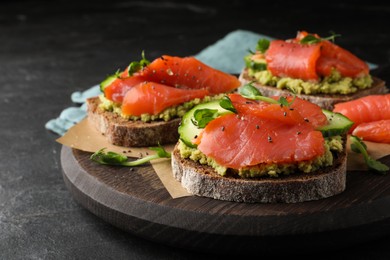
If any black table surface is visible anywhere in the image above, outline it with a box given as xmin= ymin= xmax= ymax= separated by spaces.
xmin=1 ymin=1 xmax=390 ymax=259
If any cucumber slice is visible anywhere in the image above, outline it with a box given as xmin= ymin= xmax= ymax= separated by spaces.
xmin=178 ymin=100 xmax=231 ymax=148
xmin=318 ymin=109 xmax=354 ymax=137
xmin=99 ymin=74 xmax=118 ymax=92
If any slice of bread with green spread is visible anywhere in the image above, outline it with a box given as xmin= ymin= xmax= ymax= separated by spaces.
xmin=87 ymin=54 xmax=241 ymax=147
xmin=87 ymin=96 xmax=181 ymax=147
xmin=241 ymin=31 xmax=388 ymax=110
xmin=171 ymin=138 xmax=347 ymax=203
xmin=171 ymin=87 xmax=353 ymax=203
xmin=239 ymin=69 xmax=387 ymax=110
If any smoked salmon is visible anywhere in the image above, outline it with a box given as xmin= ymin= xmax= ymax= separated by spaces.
xmin=266 ymin=39 xmax=322 ymax=81
xmin=101 ymin=55 xmax=240 ymax=117
xmin=228 ymin=94 xmax=328 ymax=128
xmin=352 ymin=119 xmax=390 ymax=143
xmin=92 ymin=53 xmax=235 ymax=147
xmin=295 ymin=31 xmax=369 ymax=77
xmin=265 ymin=31 xmax=369 ymax=81
xmin=122 ymin=82 xmax=209 ymax=116
xmin=333 ymin=94 xmax=390 ymax=132
xmin=140 ymin=55 xmax=241 ymax=94
xmin=316 ymin=40 xmax=369 ymax=78
xmin=194 ymin=94 xmax=327 ymax=169
xmin=104 ymin=76 xmax=146 ymax=103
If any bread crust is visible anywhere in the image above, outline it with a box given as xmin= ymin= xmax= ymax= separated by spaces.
xmin=239 ymin=68 xmax=388 ymax=110
xmin=171 ymin=143 xmax=347 ymax=203
xmin=86 ymin=97 xmax=180 ymax=147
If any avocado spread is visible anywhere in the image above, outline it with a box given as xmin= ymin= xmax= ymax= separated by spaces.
xmin=244 ymin=55 xmax=373 ymax=95
xmin=99 ymin=94 xmax=225 ymax=122
xmin=178 ymin=136 xmax=344 ymax=178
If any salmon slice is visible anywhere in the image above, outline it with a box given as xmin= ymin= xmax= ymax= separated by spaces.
xmin=195 ymin=113 xmax=325 ymax=169
xmin=228 ymin=94 xmax=328 ymax=128
xmin=104 ymin=55 xmax=239 ymax=103
xmin=316 ymin=40 xmax=369 ymax=77
xmin=266 ymin=40 xmax=321 ymax=81
xmin=316 ymin=56 xmax=366 ymax=78
xmin=287 ymin=96 xmax=328 ymax=128
xmin=333 ymin=94 xmax=390 ymax=132
xmin=227 ymin=94 xmax=303 ymax=125
xmin=266 ymin=31 xmax=369 ymax=81
xmin=296 ymin=31 xmax=369 ymax=77
xmin=194 ymin=94 xmax=327 ymax=169
xmin=140 ymin=55 xmax=241 ymax=94
xmin=352 ymin=119 xmax=390 ymax=143
xmin=104 ymin=76 xmax=146 ymax=103
xmin=122 ymin=82 xmax=209 ymax=116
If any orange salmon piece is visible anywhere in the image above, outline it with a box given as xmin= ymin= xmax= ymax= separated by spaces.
xmin=288 ymin=96 xmax=328 ymax=128
xmin=140 ymin=55 xmax=241 ymax=94
xmin=195 ymin=113 xmax=325 ymax=169
xmin=228 ymin=93 xmax=305 ymax=125
xmin=295 ymin=31 xmax=369 ymax=78
xmin=122 ymin=82 xmax=209 ymax=116
xmin=228 ymin=94 xmax=328 ymax=128
xmin=333 ymin=94 xmax=390 ymax=132
xmin=104 ymin=76 xmax=145 ymax=103
xmin=352 ymin=119 xmax=390 ymax=143
xmin=316 ymin=40 xmax=369 ymax=77
xmin=266 ymin=40 xmax=322 ymax=81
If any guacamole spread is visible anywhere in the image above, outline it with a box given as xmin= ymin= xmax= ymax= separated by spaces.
xmin=244 ymin=55 xmax=373 ymax=95
xmin=99 ymin=94 xmax=225 ymax=122
xmin=178 ymin=136 xmax=344 ymax=178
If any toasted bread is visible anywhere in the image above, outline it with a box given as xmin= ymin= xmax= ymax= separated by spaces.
xmin=171 ymin=141 xmax=347 ymax=203
xmin=239 ymin=68 xmax=388 ymax=110
xmin=86 ymin=97 xmax=180 ymax=147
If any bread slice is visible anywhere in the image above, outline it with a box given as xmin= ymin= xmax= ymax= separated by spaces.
xmin=171 ymin=142 xmax=347 ymax=203
xmin=239 ymin=68 xmax=388 ymax=110
xmin=86 ymin=97 xmax=180 ymax=147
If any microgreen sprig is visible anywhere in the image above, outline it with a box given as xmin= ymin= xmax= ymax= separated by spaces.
xmin=350 ymin=135 xmax=389 ymax=174
xmin=190 ymin=96 xmax=236 ymax=129
xmin=300 ymin=32 xmax=341 ymax=44
xmin=90 ymin=144 xmax=171 ymax=167
xmin=256 ymin=38 xmax=270 ymax=53
xmin=191 ymin=108 xmax=219 ymax=128
xmin=99 ymin=69 xmax=121 ymax=92
xmin=239 ymin=82 xmax=296 ymax=107
xmin=248 ymin=38 xmax=270 ymax=54
xmin=219 ymin=95 xmax=237 ymax=113
xmin=127 ymin=50 xmax=150 ymax=76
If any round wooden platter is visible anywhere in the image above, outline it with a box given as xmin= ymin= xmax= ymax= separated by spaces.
xmin=61 ymin=145 xmax=390 ymax=255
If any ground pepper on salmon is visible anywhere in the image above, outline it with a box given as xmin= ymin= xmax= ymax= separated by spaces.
xmin=178 ymin=86 xmax=352 ymax=177
xmin=193 ymin=94 xmax=328 ymax=169
xmin=98 ymin=54 xmax=241 ymax=122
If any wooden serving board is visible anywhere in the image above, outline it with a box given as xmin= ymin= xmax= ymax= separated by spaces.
xmin=61 ymin=145 xmax=390 ymax=254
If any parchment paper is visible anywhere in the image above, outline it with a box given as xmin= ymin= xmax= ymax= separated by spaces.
xmin=56 ymin=118 xmax=191 ymax=198
xmin=57 ymin=118 xmax=390 ymax=199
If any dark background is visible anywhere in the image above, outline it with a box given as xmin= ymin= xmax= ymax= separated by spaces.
xmin=1 ymin=1 xmax=389 ymax=259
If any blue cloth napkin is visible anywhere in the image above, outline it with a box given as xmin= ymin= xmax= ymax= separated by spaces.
xmin=45 ymin=29 xmax=378 ymax=135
